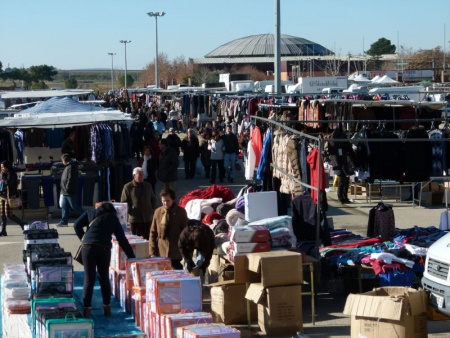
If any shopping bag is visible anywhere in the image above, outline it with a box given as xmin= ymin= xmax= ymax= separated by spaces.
xmin=195 ymin=157 xmax=204 ymax=176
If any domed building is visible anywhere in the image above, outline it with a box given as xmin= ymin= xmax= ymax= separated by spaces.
xmin=191 ymin=33 xmax=392 ymax=81
xmin=193 ymin=33 xmax=346 ymax=80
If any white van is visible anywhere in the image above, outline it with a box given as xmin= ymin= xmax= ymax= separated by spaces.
xmin=422 ymin=232 xmax=450 ymax=316
xmin=322 ymin=87 xmax=346 ymax=95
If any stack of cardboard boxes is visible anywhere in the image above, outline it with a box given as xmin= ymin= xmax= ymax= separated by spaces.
xmin=209 ymin=250 xmax=304 ymax=336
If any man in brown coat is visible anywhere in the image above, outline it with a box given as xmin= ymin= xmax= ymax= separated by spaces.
xmin=149 ymin=188 xmax=188 ymax=269
xmin=121 ymin=167 xmax=157 ymax=239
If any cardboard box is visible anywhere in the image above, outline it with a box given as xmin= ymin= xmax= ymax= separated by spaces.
xmin=247 ymin=251 xmax=303 ymax=287
xmin=432 ymin=191 xmax=444 ymax=205
xmin=232 ymin=254 xmax=259 ymax=285
xmin=245 ymin=191 xmax=278 ymax=222
xmin=210 ymin=281 xmax=257 ymax=324
xmin=229 ymin=225 xmax=271 ymax=243
xmin=421 ymin=191 xmax=444 ymax=206
xmin=343 ymin=287 xmax=428 ymax=338
xmin=246 ymin=283 xmax=303 ymax=336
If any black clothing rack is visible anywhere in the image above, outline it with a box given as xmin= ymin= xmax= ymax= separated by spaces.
xmin=251 ymin=115 xmax=324 ymax=264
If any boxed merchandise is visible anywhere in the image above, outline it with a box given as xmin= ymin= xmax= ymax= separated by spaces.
xmin=210 ymin=280 xmax=256 ymax=324
xmin=95 ymin=201 xmax=128 ymax=226
xmin=125 ymin=257 xmax=171 ymax=290
xmin=146 ymin=274 xmax=202 ymax=314
xmin=131 ymin=258 xmax=173 ymax=287
xmin=244 ymin=191 xmax=278 ymax=222
xmin=111 ymin=237 xmax=149 ymax=270
xmin=229 ymin=241 xmax=271 ymax=254
xmin=36 ymin=308 xmax=83 ymax=337
xmin=45 ymin=315 xmax=94 ymax=338
xmin=163 ymin=311 xmax=212 ymax=338
xmin=343 ymin=287 xmax=428 ymax=338
xmin=246 ymin=283 xmax=303 ymax=336
xmin=24 ymin=229 xmax=59 ymax=249
xmin=109 ymin=267 xmax=125 ymax=299
xmin=132 ymin=286 xmax=146 ymax=328
xmin=31 ymin=297 xmax=76 ymax=334
xmin=36 ymin=264 xmax=73 ymax=296
xmin=247 ymin=250 xmax=303 ymax=287
xmin=229 ymin=225 xmax=270 ymax=243
xmin=176 ymin=323 xmax=241 ymax=338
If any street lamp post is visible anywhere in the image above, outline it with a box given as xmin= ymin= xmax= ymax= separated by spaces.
xmin=119 ymin=40 xmax=131 ymax=88
xmin=147 ymin=11 xmax=165 ymax=88
xmin=107 ymin=52 xmax=116 ymax=92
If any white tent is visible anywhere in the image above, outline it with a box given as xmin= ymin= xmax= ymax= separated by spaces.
xmin=0 ymin=96 xmax=131 ymax=128
xmin=375 ymin=75 xmax=399 ymax=85
xmin=0 ymin=89 xmax=93 ymax=99
xmin=371 ymin=75 xmax=381 ymax=83
xmin=19 ymin=96 xmax=104 ymax=113
xmin=353 ymin=74 xmax=371 ymax=83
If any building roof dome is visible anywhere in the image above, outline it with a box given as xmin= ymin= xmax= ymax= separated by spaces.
xmin=205 ymin=33 xmax=333 ymax=58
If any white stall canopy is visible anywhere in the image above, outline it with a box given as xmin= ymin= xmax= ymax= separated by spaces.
xmin=0 ymin=96 xmax=131 ymax=128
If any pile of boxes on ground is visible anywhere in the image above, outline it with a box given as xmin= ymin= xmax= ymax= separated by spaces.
xmin=109 ymin=240 xmax=240 ymax=337
xmin=208 ymin=249 xmax=305 ymax=336
xmin=21 ymin=221 xmax=93 ymax=337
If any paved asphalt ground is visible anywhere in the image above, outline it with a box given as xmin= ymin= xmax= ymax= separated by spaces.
xmin=1 ymin=156 xmax=450 ymax=337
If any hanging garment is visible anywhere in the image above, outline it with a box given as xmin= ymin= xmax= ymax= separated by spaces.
xmin=291 ymin=194 xmax=331 ymax=246
xmin=403 ymin=126 xmax=431 ymax=182
xmin=306 ymin=147 xmax=326 ymax=204
xmin=367 ymin=202 xmax=395 ymax=240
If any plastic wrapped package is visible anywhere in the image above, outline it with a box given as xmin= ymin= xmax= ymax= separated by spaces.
xmin=3 ymin=286 xmax=30 ymax=299
xmin=3 ymin=298 xmax=31 ymax=314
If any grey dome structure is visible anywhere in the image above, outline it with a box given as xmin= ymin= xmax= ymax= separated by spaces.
xmin=204 ymin=34 xmax=333 ymax=58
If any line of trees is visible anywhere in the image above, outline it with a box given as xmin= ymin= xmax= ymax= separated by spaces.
xmin=0 ymin=62 xmax=58 ymax=89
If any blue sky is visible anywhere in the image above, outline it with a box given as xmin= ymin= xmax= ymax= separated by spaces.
xmin=0 ymin=0 xmax=449 ymax=71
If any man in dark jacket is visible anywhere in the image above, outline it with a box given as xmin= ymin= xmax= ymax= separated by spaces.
xmin=178 ymin=219 xmax=215 ymax=276
xmin=158 ymin=138 xmax=179 ymax=194
xmin=121 ymin=167 xmax=156 ymax=239
xmin=57 ymin=153 xmax=84 ymax=227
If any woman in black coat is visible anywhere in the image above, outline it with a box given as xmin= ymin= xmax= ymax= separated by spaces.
xmin=0 ymin=160 xmax=25 ymax=235
xmin=74 ymin=202 xmax=136 ymax=318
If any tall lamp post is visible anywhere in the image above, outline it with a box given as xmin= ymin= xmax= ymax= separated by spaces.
xmin=107 ymin=52 xmax=116 ymax=92
xmin=119 ymin=40 xmax=131 ymax=88
xmin=147 ymin=11 xmax=165 ymax=88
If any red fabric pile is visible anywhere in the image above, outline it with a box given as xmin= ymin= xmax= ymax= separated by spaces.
xmin=178 ymin=184 xmax=235 ymax=208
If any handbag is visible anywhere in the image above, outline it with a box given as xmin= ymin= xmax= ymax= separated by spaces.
xmin=74 ymin=244 xmax=83 ymax=265
xmin=74 ymin=216 xmax=99 ymax=265
xmin=8 ymin=196 xmax=22 ymax=209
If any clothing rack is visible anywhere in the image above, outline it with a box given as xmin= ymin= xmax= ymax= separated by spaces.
xmin=251 ymin=115 xmax=324 ymax=266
